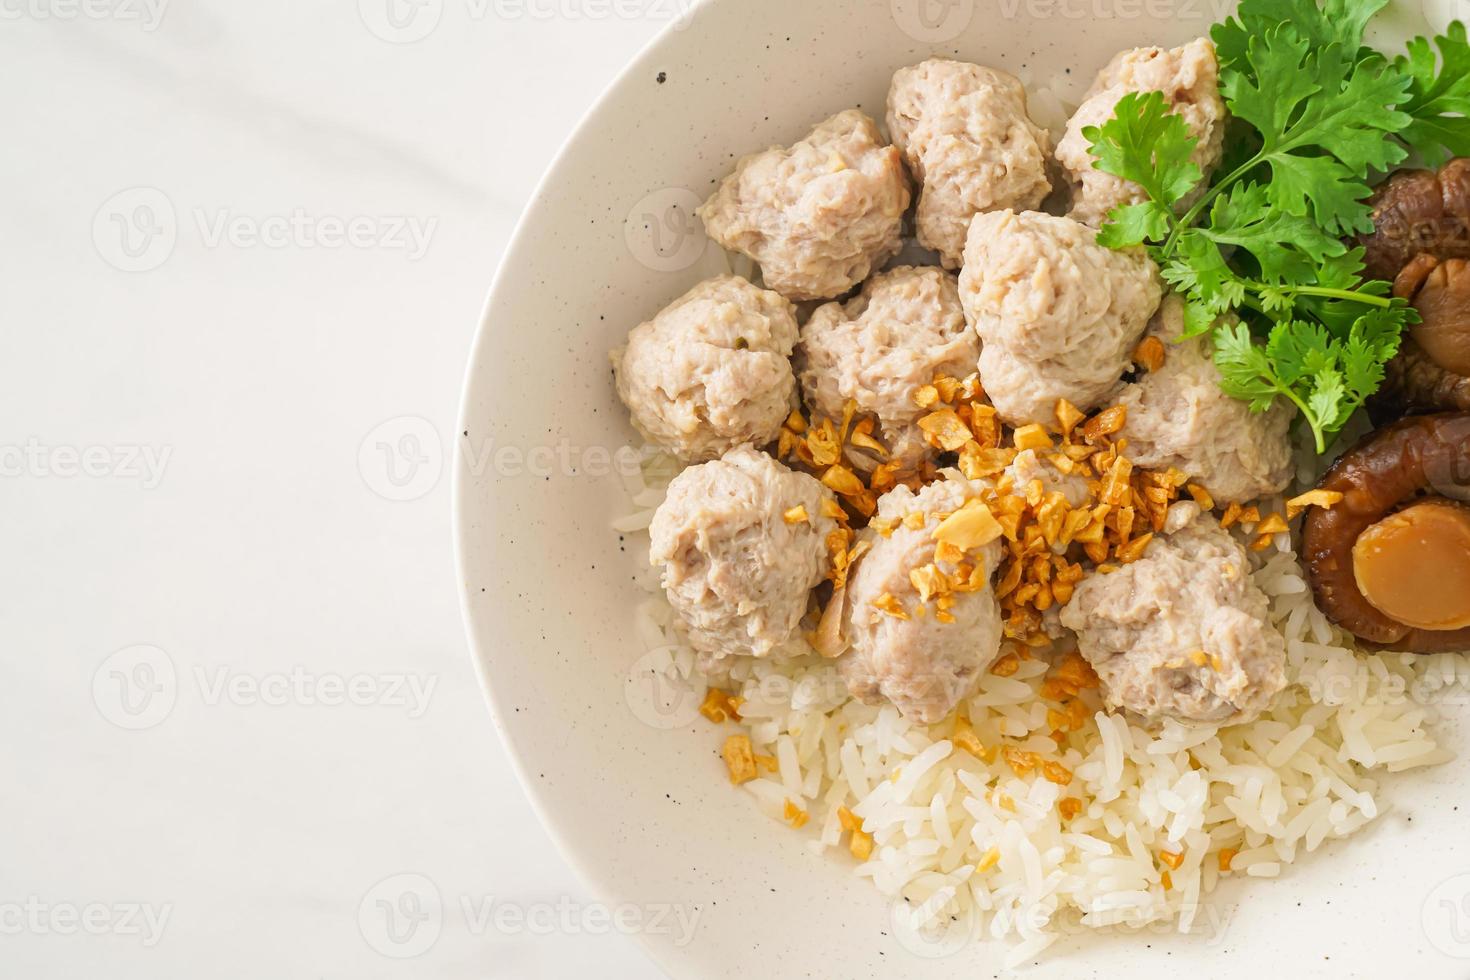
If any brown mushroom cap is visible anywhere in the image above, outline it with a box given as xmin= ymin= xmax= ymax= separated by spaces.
xmin=1303 ymin=412 xmax=1470 ymax=652
xmin=1373 ymin=339 xmax=1470 ymax=419
xmin=1359 ymin=159 xmax=1470 ymax=282
xmin=1407 ymin=258 xmax=1470 ymax=377
xmin=1352 ymin=499 xmax=1470 ymax=631
xmin=1373 ymin=255 xmax=1470 ymax=416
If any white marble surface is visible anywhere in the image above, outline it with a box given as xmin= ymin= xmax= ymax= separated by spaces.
xmin=1 ymin=3 xmax=676 ymax=976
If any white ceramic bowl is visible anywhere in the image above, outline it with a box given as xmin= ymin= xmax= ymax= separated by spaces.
xmin=456 ymin=1 xmax=1470 ymax=975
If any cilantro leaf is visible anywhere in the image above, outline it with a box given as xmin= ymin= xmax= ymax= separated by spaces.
xmin=1182 ymin=294 xmax=1224 ymax=339
xmin=1212 ymin=321 xmax=1285 ymax=413
xmin=1395 ymin=22 xmax=1470 ymax=165
xmin=1294 ymin=253 xmax=1405 ymax=333
xmin=1201 ymin=181 xmax=1349 ymax=283
xmin=1258 ymin=153 xmax=1379 ymax=240
xmin=1213 ymin=0 xmax=1388 ymax=71
xmin=1345 ymin=305 xmax=1406 ymax=390
xmin=1083 ymin=0 xmax=1428 ymax=452
xmin=1342 ymin=332 xmax=1388 ymax=408
xmin=1216 ymin=319 xmax=1348 ymax=451
xmin=1161 ymin=232 xmax=1245 ymax=337
xmin=1096 ymin=201 xmax=1171 ymax=248
xmin=1221 ymin=28 xmax=1410 ymax=234
xmin=1214 ymin=311 xmax=1405 ymax=451
xmin=1265 ymin=320 xmax=1336 ymax=386
xmin=1084 ymin=90 xmax=1202 ymax=210
xmin=1218 ymin=27 xmax=1322 ymax=134
xmin=1307 ymin=366 xmax=1349 ymax=432
xmin=1167 ymin=230 xmax=1237 ymax=299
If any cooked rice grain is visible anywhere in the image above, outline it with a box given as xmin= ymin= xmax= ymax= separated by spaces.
xmin=622 ymin=437 xmax=1464 ymax=960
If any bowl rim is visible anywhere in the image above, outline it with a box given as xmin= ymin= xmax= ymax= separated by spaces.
xmin=451 ymin=10 xmax=702 ymax=979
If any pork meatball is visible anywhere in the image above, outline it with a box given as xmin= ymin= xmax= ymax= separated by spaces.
xmin=886 ymin=59 xmax=1052 ymax=269
xmin=1059 ymin=508 xmax=1287 ymax=726
xmin=1056 ymin=38 xmax=1226 ymax=227
xmin=697 ymin=110 xmax=911 ymax=302
xmin=797 ymin=266 xmax=978 ymax=472
xmin=1115 ymin=294 xmax=1293 ymax=503
xmin=613 ymin=275 xmax=798 ymax=462
xmin=649 ymin=446 xmax=839 ymax=660
xmin=839 ymin=479 xmax=1003 ymax=723
xmin=959 ymin=209 xmax=1162 ymax=426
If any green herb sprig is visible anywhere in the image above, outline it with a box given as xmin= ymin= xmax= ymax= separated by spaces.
xmin=1084 ymin=0 xmax=1470 ymax=451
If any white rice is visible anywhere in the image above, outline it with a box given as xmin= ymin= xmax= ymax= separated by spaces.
xmin=618 ymin=446 xmax=1467 ymax=964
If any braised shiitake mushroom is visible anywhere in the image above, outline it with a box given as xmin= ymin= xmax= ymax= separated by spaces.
xmin=1357 ymin=161 xmax=1470 ymax=418
xmin=1376 ymin=341 xmax=1470 ymax=417
xmin=1358 ymin=158 xmax=1470 ymax=282
xmin=1352 ymin=500 xmax=1470 ymax=632
xmin=1396 ymin=255 xmax=1470 ymax=377
xmin=1370 ymin=254 xmax=1470 ymax=418
xmin=1302 ymin=412 xmax=1470 ymax=652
